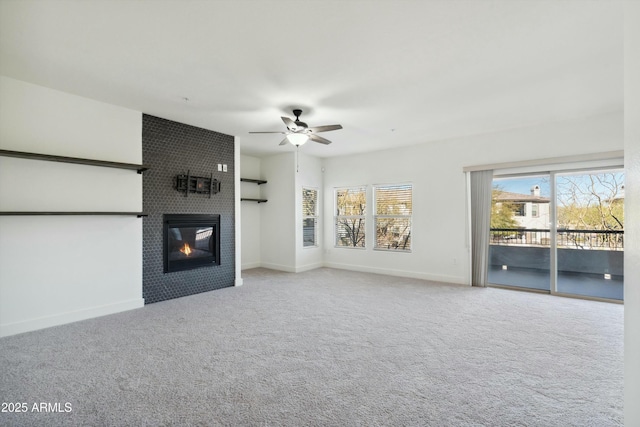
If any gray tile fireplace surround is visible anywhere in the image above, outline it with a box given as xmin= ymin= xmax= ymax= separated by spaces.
xmin=142 ymin=114 xmax=235 ymax=304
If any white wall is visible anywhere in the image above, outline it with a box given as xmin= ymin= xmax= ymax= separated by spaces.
xmin=240 ymin=154 xmax=263 ymax=269
xmin=240 ymin=151 xmax=324 ymax=273
xmin=0 ymin=76 xmax=144 ymax=337
xmin=259 ymin=152 xmax=297 ymax=271
xmin=624 ymin=1 xmax=640 ymax=423
xmin=295 ymin=153 xmax=324 ymax=272
xmin=322 ymin=111 xmax=623 ymax=283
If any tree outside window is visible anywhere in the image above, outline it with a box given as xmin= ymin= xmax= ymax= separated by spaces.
xmin=557 ymin=171 xmax=624 ymax=231
xmin=556 ymin=171 xmax=624 ymax=250
xmin=491 ymin=188 xmax=520 ymax=229
xmin=335 ymin=187 xmax=366 ymax=248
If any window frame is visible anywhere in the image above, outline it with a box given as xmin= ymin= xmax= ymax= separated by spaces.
xmin=373 ymin=183 xmax=413 ymax=252
xmin=513 ymin=202 xmax=526 ymax=217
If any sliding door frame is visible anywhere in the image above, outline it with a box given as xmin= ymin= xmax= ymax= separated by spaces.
xmin=473 ymin=153 xmax=624 ymax=303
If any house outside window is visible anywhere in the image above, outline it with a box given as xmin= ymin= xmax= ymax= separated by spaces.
xmin=374 ymin=184 xmax=412 ymax=251
xmin=335 ymin=186 xmax=366 ymax=248
xmin=492 ymin=186 xmax=550 ymax=229
xmin=302 ymin=188 xmax=318 ymax=247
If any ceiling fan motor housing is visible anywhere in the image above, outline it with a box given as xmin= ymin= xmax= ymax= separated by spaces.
xmin=292 ymin=109 xmax=307 ymax=129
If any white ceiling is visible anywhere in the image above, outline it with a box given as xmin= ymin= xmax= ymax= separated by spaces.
xmin=0 ymin=0 xmax=623 ymax=158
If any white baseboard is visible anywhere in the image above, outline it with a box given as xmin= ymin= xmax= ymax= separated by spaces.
xmin=241 ymin=261 xmax=261 ymax=270
xmin=0 ymin=298 xmax=144 ymax=338
xmin=235 ymin=277 xmax=244 ymax=286
xmin=295 ymin=262 xmax=323 ymax=273
xmin=323 ymin=262 xmax=468 ymax=285
xmin=242 ymin=261 xmax=467 ymax=286
xmin=259 ymin=262 xmax=297 ymax=273
xmin=251 ymin=262 xmax=323 ymax=273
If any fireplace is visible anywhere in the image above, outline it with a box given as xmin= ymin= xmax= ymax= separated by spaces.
xmin=163 ymin=214 xmax=220 ymax=273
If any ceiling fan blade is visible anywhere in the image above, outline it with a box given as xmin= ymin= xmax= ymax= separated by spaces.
xmin=279 ymin=137 xmax=289 ymax=146
xmin=281 ymin=116 xmax=297 ymax=131
xmin=249 ymin=131 xmax=286 ymax=134
xmin=307 ymin=124 xmax=343 ymax=133
xmin=309 ymin=133 xmax=332 ymax=145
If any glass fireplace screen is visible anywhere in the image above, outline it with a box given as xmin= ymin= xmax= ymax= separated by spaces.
xmin=163 ymin=214 xmax=220 ymax=273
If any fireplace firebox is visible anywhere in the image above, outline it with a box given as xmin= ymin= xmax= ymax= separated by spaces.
xmin=163 ymin=214 xmax=220 ymax=273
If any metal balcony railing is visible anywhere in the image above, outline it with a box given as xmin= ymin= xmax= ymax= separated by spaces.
xmin=490 ymin=228 xmax=624 ymax=251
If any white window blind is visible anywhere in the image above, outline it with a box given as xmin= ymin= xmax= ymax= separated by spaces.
xmin=374 ymin=184 xmax=412 ymax=251
xmin=302 ymin=188 xmax=318 ymax=247
xmin=335 ymin=186 xmax=366 ymax=248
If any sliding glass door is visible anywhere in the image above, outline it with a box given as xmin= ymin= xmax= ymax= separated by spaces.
xmin=488 ymin=175 xmax=551 ymax=291
xmin=487 ymin=169 xmax=624 ymax=301
xmin=555 ymin=170 xmax=624 ymax=300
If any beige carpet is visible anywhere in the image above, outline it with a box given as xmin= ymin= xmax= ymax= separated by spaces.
xmin=0 ymin=267 xmax=623 ymax=426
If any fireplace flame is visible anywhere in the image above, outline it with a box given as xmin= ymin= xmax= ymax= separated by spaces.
xmin=180 ymin=243 xmax=192 ymax=256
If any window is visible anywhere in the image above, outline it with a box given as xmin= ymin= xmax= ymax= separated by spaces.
xmin=302 ymin=188 xmax=318 ymax=247
xmin=335 ymin=186 xmax=366 ymax=248
xmin=531 ymin=203 xmax=539 ymax=218
xmin=374 ymin=184 xmax=412 ymax=251
xmin=514 ymin=203 xmax=526 ymax=216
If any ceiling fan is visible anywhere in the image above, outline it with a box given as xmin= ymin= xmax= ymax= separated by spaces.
xmin=250 ymin=109 xmax=342 ymax=146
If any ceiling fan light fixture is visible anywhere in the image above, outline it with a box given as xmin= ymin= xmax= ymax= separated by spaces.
xmin=287 ymin=133 xmax=309 ymax=146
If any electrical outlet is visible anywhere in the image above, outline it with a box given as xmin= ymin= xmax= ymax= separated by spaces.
xmin=217 ymin=164 xmax=222 ymax=172
xmin=223 ymin=164 xmax=227 ymax=172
